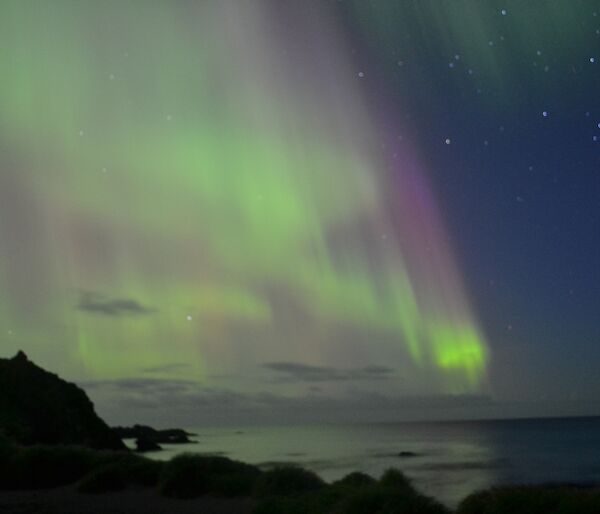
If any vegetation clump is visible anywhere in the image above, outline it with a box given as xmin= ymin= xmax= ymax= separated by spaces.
xmin=0 ymin=444 xmax=100 ymax=489
xmin=159 ymin=453 xmax=261 ymax=498
xmin=332 ymin=472 xmax=376 ymax=489
xmin=456 ymin=485 xmax=600 ymax=514
xmin=251 ymin=468 xmax=448 ymax=514
xmin=254 ymin=466 xmax=326 ymax=498
xmin=77 ymin=454 xmax=163 ymax=493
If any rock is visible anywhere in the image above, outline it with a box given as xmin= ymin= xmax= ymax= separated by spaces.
xmin=135 ymin=437 xmax=162 ymax=452
xmin=112 ymin=424 xmax=157 ymax=440
xmin=113 ymin=425 xmax=195 ymax=444
xmin=398 ymin=451 xmax=420 ymax=458
xmin=0 ymin=351 xmax=126 ymax=450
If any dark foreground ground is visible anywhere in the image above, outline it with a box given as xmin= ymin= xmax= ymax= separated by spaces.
xmin=0 ymin=487 xmax=255 ymax=514
xmin=3 ymin=483 xmax=600 ymax=514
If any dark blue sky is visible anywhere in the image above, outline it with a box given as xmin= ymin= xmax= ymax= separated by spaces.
xmin=341 ymin=0 xmax=600 ymax=407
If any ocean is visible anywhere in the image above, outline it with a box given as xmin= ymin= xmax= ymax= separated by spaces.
xmin=138 ymin=416 xmax=600 ymax=507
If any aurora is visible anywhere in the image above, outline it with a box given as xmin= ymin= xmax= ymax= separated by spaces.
xmin=2 ymin=3 xmax=600 ymax=512
xmin=0 ymin=1 xmax=492 ymax=407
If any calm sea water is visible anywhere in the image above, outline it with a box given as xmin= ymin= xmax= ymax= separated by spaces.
xmin=138 ymin=417 xmax=600 ymax=507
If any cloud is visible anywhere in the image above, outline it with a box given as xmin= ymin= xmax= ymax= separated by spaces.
xmin=262 ymin=361 xmax=396 ymax=382
xmin=80 ymin=376 xmax=600 ymax=428
xmin=79 ymin=377 xmax=196 ymax=393
xmin=141 ymin=363 xmax=192 ymax=374
xmin=77 ymin=291 xmax=155 ymax=317
xmin=81 ymin=376 xmax=496 ymax=426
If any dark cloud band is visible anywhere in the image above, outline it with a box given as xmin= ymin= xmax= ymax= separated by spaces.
xmin=263 ymin=361 xmax=396 ymax=382
xmin=77 ymin=291 xmax=155 ymax=317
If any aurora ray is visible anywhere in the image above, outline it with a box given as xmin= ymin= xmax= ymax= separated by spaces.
xmin=0 ymin=1 xmax=488 ymax=397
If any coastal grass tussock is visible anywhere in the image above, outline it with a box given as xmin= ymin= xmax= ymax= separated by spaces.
xmin=77 ymin=455 xmax=163 ymax=493
xmin=159 ymin=453 xmax=261 ymax=498
xmin=332 ymin=472 xmax=377 ymax=489
xmin=330 ymin=468 xmax=449 ymax=514
xmin=254 ymin=466 xmax=326 ymax=497
xmin=252 ymin=468 xmax=448 ymax=514
xmin=0 ymin=444 xmax=100 ymax=490
xmin=456 ymin=485 xmax=600 ymax=514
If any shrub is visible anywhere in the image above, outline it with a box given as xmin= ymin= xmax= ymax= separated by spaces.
xmin=379 ymin=468 xmax=413 ymax=490
xmin=253 ymin=488 xmax=346 ymax=514
xmin=325 ymin=468 xmax=448 ymax=514
xmin=77 ymin=455 xmax=163 ymax=493
xmin=1 ymin=445 xmax=101 ymax=489
xmin=0 ymin=436 xmax=17 ymax=486
xmin=335 ymin=488 xmax=390 ymax=514
xmin=126 ymin=456 xmax=164 ymax=487
xmin=254 ymin=466 xmax=325 ymax=498
xmin=77 ymin=463 xmax=127 ymax=493
xmin=159 ymin=454 xmax=261 ymax=499
xmin=333 ymin=472 xmax=377 ymax=488
xmin=335 ymin=488 xmax=449 ymax=514
xmin=211 ymin=470 xmax=260 ymax=497
xmin=457 ymin=486 xmax=600 ymax=514
xmin=253 ymin=496 xmax=313 ymax=514
xmin=456 ymin=489 xmax=492 ymax=514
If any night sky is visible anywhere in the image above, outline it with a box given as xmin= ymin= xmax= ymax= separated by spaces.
xmin=0 ymin=1 xmax=598 ymax=425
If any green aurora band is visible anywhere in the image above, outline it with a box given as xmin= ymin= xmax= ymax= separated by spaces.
xmin=0 ymin=2 xmax=488 ymax=396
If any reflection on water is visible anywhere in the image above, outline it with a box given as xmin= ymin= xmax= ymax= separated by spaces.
xmin=137 ymin=417 xmax=600 ymax=507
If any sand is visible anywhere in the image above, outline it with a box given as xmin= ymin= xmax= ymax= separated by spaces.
xmin=0 ymin=487 xmax=256 ymax=514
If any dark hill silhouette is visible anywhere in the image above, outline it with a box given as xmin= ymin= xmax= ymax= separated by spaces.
xmin=0 ymin=351 xmax=125 ymax=450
